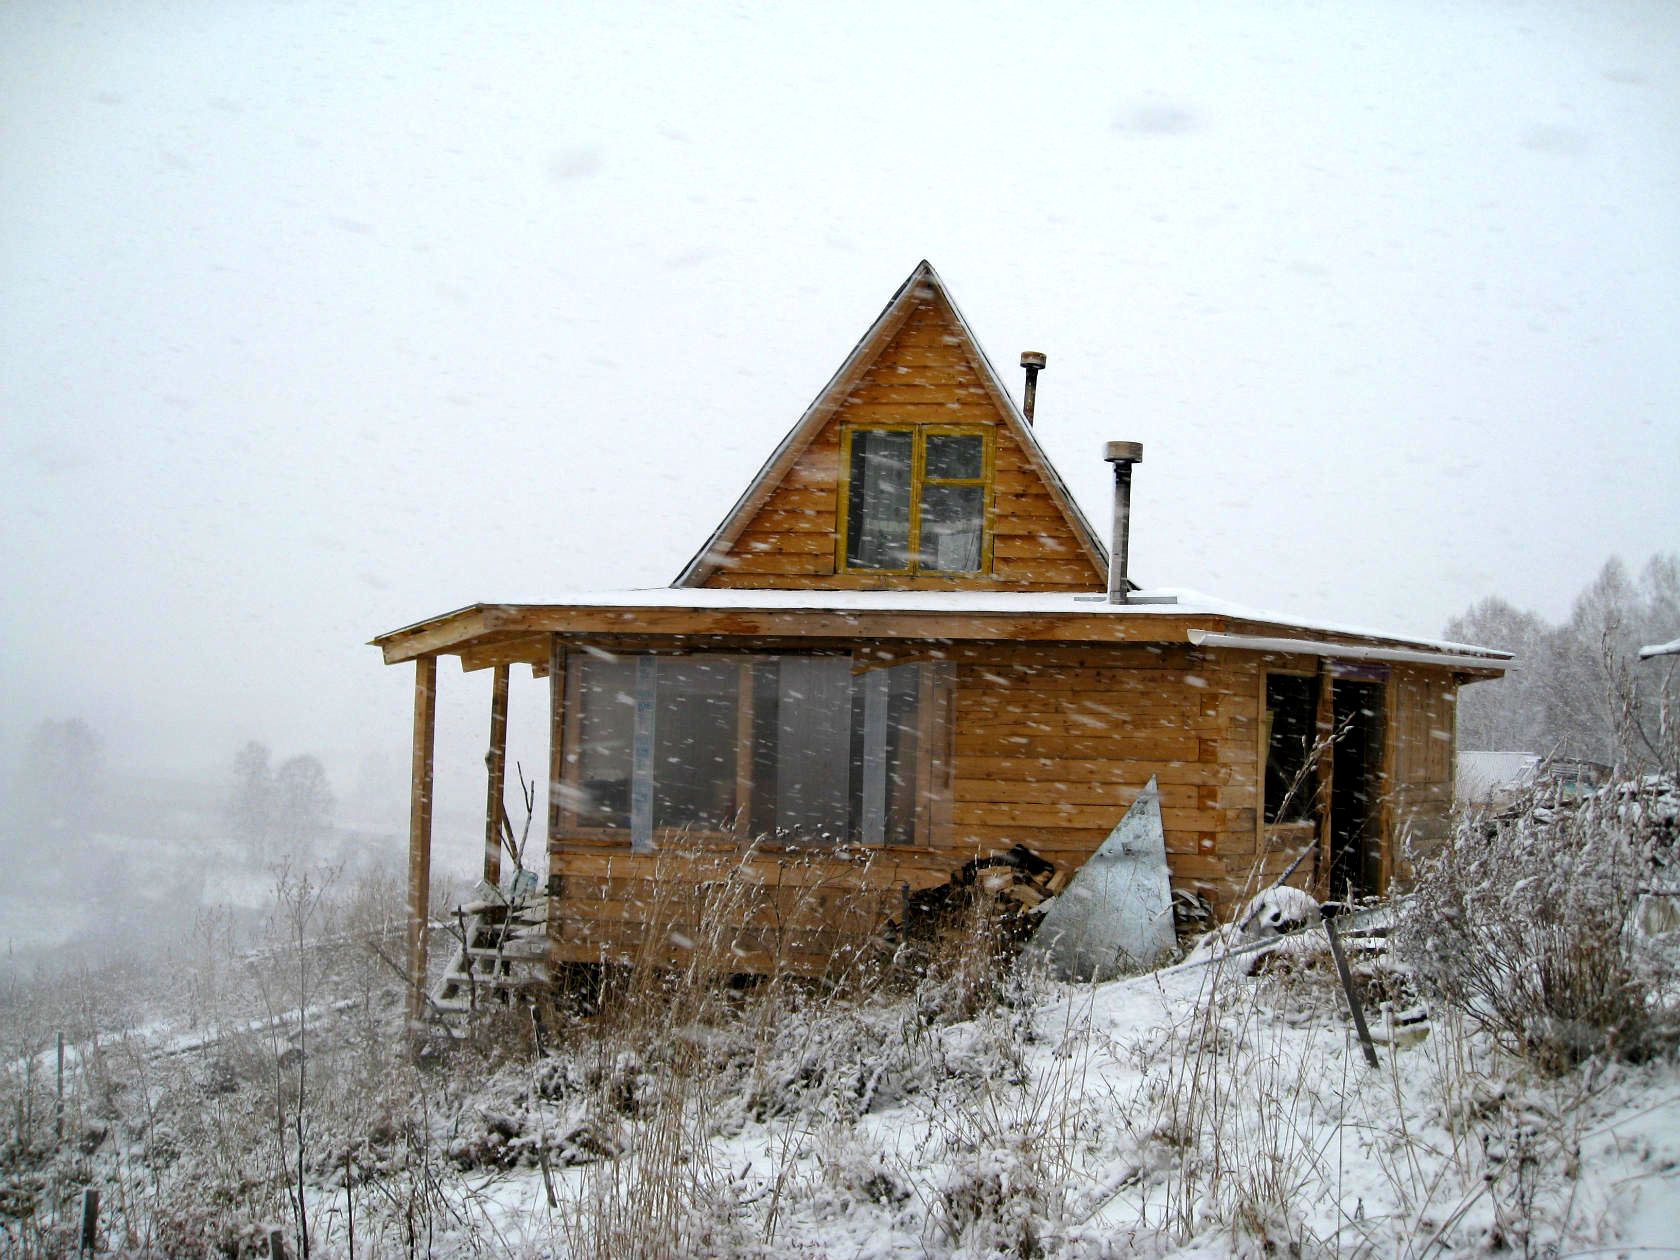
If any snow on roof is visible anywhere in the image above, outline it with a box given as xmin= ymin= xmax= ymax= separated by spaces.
xmin=426 ymin=585 xmax=1510 ymax=658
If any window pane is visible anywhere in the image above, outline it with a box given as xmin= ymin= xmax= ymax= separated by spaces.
xmin=652 ymin=659 xmax=739 ymax=832
xmin=925 ymin=433 xmax=983 ymax=480
xmin=1264 ymin=674 xmax=1320 ymax=824
xmin=575 ymin=659 xmax=636 ymax=827
xmin=845 ymin=429 xmax=913 ymax=570
xmin=852 ymin=663 xmax=923 ymax=846
xmin=918 ymin=483 xmax=984 ymax=571
xmin=883 ymin=664 xmax=922 ymax=846
xmin=772 ymin=657 xmax=854 ymax=842
xmin=747 ymin=661 xmax=781 ymax=841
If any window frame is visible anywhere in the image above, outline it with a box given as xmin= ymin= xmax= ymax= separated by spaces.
xmin=1262 ymin=669 xmax=1322 ymax=826
xmin=834 ymin=424 xmax=995 ymax=577
xmin=560 ymin=648 xmax=953 ymax=852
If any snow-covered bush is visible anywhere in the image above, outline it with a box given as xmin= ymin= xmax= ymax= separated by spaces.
xmin=1397 ymin=779 xmax=1680 ymax=1074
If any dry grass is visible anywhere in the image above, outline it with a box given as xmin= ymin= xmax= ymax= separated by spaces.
xmin=1396 ymin=784 xmax=1679 ymax=1074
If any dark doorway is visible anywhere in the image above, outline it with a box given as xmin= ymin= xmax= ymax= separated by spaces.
xmin=1329 ymin=681 xmax=1385 ymax=900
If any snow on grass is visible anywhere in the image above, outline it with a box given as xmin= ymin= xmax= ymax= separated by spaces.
xmin=282 ymin=949 xmax=1677 ymax=1258
xmin=5 ymin=866 xmax=1676 ymax=1257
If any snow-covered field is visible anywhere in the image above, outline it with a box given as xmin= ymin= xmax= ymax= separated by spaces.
xmin=3 ymin=786 xmax=1676 ymax=1258
xmin=348 ymin=950 xmax=1680 ymax=1258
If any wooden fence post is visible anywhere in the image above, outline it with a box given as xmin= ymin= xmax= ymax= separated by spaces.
xmin=79 ymin=1187 xmax=99 ymax=1253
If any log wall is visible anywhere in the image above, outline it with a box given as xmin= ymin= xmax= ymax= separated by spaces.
xmin=543 ymin=640 xmax=1295 ymax=971
xmin=543 ymin=642 xmax=1465 ymax=972
xmin=1385 ymin=663 xmax=1459 ymax=887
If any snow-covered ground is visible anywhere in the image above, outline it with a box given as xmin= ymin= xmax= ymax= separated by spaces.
xmin=378 ymin=948 xmax=1676 ymax=1259
xmin=5 ymin=783 xmax=1676 ymax=1258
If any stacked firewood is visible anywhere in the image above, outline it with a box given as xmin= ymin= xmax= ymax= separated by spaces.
xmin=885 ymin=844 xmax=1070 ymax=958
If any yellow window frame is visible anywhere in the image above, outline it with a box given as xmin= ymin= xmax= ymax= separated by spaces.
xmin=835 ymin=424 xmax=995 ymax=576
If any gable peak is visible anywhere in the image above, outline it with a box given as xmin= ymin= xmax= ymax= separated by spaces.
xmin=674 ymin=262 xmax=1109 ymax=589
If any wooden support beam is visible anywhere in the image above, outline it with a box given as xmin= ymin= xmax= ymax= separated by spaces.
xmin=484 ymin=663 xmax=509 ymax=887
xmin=406 ymin=655 xmax=438 ymax=1022
xmin=1314 ymin=660 xmax=1335 ymax=901
xmin=547 ymin=636 xmax=568 ymax=859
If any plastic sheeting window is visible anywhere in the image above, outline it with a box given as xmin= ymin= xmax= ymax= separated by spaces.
xmin=568 ymin=653 xmax=924 ymax=849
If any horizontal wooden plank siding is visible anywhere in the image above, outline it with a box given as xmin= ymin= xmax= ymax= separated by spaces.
xmin=540 ymin=640 xmax=1472 ymax=973
xmin=546 ymin=845 xmax=953 ymax=973
xmin=1386 ymin=663 xmax=1459 ymax=888
xmin=939 ymin=644 xmax=1264 ymax=912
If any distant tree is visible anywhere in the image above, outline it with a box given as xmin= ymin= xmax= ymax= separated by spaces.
xmin=1444 ymin=598 xmax=1552 ymax=752
xmin=1637 ymin=553 xmax=1680 ymax=644
xmin=1445 ymin=552 xmax=1679 ymax=768
xmin=272 ymin=755 xmax=334 ymax=860
xmin=18 ymin=717 xmax=104 ymax=837
xmin=1544 ymin=558 xmax=1641 ymax=763
xmin=228 ymin=740 xmax=275 ymax=857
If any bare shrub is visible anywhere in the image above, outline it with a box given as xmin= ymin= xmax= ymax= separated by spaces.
xmin=1396 ymin=783 xmax=1679 ymax=1074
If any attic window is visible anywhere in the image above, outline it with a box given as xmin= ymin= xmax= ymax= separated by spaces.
xmin=838 ymin=426 xmax=992 ymax=575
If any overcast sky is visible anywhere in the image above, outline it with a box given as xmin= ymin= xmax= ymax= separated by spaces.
xmin=3 ymin=2 xmax=1677 ymax=838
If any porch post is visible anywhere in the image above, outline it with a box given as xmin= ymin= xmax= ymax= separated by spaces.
xmin=547 ymin=636 xmax=567 ymax=857
xmin=406 ymin=655 xmax=438 ymax=1022
xmin=483 ymin=663 xmax=509 ymax=887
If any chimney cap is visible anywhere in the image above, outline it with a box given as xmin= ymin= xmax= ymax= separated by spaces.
xmin=1104 ymin=441 xmax=1144 ymax=465
xmin=1020 ymin=350 xmax=1047 ymax=370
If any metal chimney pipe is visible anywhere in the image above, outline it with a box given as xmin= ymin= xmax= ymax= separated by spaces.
xmin=1020 ymin=351 xmax=1046 ymax=425
xmin=1103 ymin=441 xmax=1143 ymax=603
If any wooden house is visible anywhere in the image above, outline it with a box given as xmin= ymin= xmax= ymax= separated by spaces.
xmin=372 ymin=261 xmax=1510 ymax=1006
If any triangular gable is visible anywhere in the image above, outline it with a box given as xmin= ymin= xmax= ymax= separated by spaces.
xmin=675 ymin=261 xmax=1110 ymax=591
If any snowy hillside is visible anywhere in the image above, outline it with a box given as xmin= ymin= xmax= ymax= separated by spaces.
xmin=2 ymin=782 xmax=1676 ymax=1258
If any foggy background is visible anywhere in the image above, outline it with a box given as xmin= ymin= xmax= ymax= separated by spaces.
xmin=3 ymin=2 xmax=1677 ymax=950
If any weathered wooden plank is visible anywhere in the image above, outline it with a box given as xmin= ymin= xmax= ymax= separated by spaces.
xmin=953 ymin=714 xmax=1211 ymax=739
xmin=483 ymin=663 xmax=509 ymax=886
xmin=952 ymin=732 xmax=1201 ymax=760
xmin=991 ymin=557 xmax=1105 ymax=585
xmin=712 ymin=552 xmax=835 ymax=576
xmin=734 ymin=531 xmax=834 ymax=555
xmin=740 ymin=509 xmax=836 ymax=534
xmin=459 ymin=633 xmax=549 ymax=673
xmin=949 ymin=801 xmax=1230 ymax=831
xmin=990 ymin=494 xmax=1065 ymax=520
xmin=835 ymin=401 xmax=1000 ymax=424
xmin=954 ymin=778 xmax=1221 ymax=806
xmin=859 ymin=365 xmax=981 ymax=388
xmin=954 ymin=756 xmax=1236 ymax=786
xmin=993 ymin=533 xmax=1081 ymax=558
xmin=842 ymin=383 xmax=993 ymax=406
xmin=406 ymin=656 xmax=437 ymax=1020
xmin=751 ymin=487 xmax=837 ymax=512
